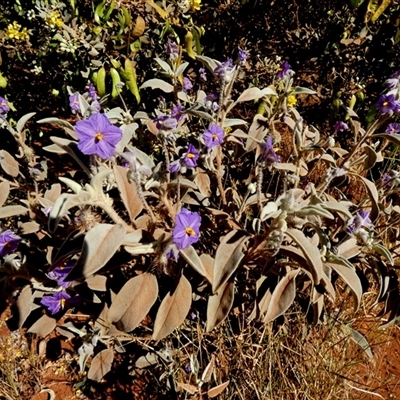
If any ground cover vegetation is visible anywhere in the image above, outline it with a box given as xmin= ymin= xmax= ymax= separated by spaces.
xmin=1 ymin=0 xmax=400 ymax=399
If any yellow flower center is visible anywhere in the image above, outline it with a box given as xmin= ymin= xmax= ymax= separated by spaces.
xmin=185 ymin=227 xmax=196 ymax=236
xmin=383 ymin=101 xmax=389 ymax=106
xmin=212 ymin=134 xmax=218 ymax=141
xmin=60 ymin=298 xmax=66 ymax=309
xmin=187 ymin=153 xmax=195 ymax=158
xmin=95 ymin=132 xmax=103 ymax=143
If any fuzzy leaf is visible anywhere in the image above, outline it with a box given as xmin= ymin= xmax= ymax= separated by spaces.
xmin=245 ymin=115 xmax=269 ymax=152
xmin=140 ymin=78 xmax=174 ymax=93
xmin=108 ymin=273 xmax=158 ymax=332
xmin=206 ymin=280 xmax=235 ymax=332
xmin=208 ymin=381 xmax=230 ymax=398
xmin=285 ymin=228 xmax=322 ymax=282
xmin=73 ymin=224 xmax=126 ymax=278
xmin=372 ymin=243 xmax=394 ymax=266
xmin=113 ymin=165 xmax=143 ymax=222
xmin=0 ymin=181 xmax=10 ymax=208
xmin=28 ymin=314 xmax=56 ymax=337
xmin=326 ymin=262 xmax=362 ymax=311
xmin=176 ymin=382 xmax=198 ymax=395
xmin=0 ymin=150 xmax=19 ymax=177
xmin=0 ymin=205 xmax=28 ymax=219
xmin=152 ymin=274 xmax=192 ymax=340
xmin=180 ymin=246 xmax=210 ymax=282
xmin=263 ymin=270 xmax=299 ymax=323
xmin=212 ymin=230 xmax=249 ymax=294
xmin=201 ymin=354 xmax=215 ymax=383
xmin=359 ymin=176 xmax=379 ymax=222
xmin=16 ymin=112 xmax=36 ymax=134
xmin=88 ymin=348 xmax=114 ymax=382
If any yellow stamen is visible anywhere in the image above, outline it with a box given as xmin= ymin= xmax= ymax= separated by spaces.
xmin=383 ymin=101 xmax=389 ymax=106
xmin=187 ymin=153 xmax=195 ymax=158
xmin=212 ymin=134 xmax=218 ymax=141
xmin=95 ymin=132 xmax=103 ymax=143
xmin=185 ymin=227 xmax=196 ymax=236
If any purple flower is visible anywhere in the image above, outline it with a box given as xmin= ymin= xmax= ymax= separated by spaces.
xmin=169 ymin=159 xmax=182 ymax=173
xmin=385 ymin=70 xmax=400 ymax=90
xmin=199 ymin=68 xmax=207 ymax=81
xmin=386 ymin=122 xmax=400 ymax=134
xmin=259 ymin=136 xmax=281 ymax=165
xmin=347 ymin=210 xmax=372 ymax=234
xmin=69 ymin=93 xmax=80 ymax=112
xmin=154 ymin=114 xmax=178 ymax=130
xmin=334 ymin=121 xmax=349 ymax=132
xmin=40 ymin=291 xmax=71 ymax=315
xmin=237 ymin=48 xmax=247 ymax=65
xmin=171 ymin=103 xmax=185 ymax=122
xmin=85 ymin=82 xmax=98 ymax=101
xmin=214 ymin=59 xmax=234 ymax=79
xmin=0 ymin=230 xmax=20 ymax=257
xmin=277 ymin=61 xmax=292 ymax=79
xmin=172 ymin=208 xmax=201 ymax=250
xmin=165 ymin=40 xmax=179 ymax=61
xmin=75 ymin=113 xmax=123 ymax=159
xmin=183 ymin=144 xmax=199 ymax=167
xmin=47 ymin=265 xmax=74 ymax=289
xmin=376 ymin=93 xmax=400 ymax=115
xmin=202 ymin=124 xmax=225 ymax=148
xmin=183 ymin=77 xmax=193 ymax=92
xmin=382 ymin=170 xmax=400 ymax=188
xmin=0 ymin=97 xmax=10 ymax=114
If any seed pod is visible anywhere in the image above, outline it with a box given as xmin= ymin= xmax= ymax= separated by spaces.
xmin=110 ymin=58 xmax=121 ymax=69
xmin=91 ymin=71 xmax=98 ymax=85
xmin=96 ymin=67 xmax=107 ymax=97
xmin=124 ymin=59 xmax=140 ymax=103
xmin=110 ymin=67 xmax=122 ymax=98
xmin=184 ymin=31 xmax=196 ymax=59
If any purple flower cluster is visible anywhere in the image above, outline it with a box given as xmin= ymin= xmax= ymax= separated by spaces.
xmin=40 ymin=292 xmax=72 ymax=315
xmin=171 ymin=103 xmax=185 ymax=122
xmin=85 ymin=82 xmax=98 ymax=101
xmin=170 ymin=144 xmax=199 ymax=173
xmin=386 ymin=122 xmax=400 ymax=134
xmin=75 ymin=113 xmax=123 ymax=159
xmin=259 ymin=136 xmax=281 ymax=166
xmin=47 ymin=264 xmax=74 ymax=288
xmin=69 ymin=93 xmax=80 ymax=112
xmin=277 ymin=61 xmax=292 ymax=79
xmin=0 ymin=230 xmax=20 ymax=257
xmin=334 ymin=121 xmax=349 ymax=132
xmin=202 ymin=124 xmax=225 ymax=149
xmin=199 ymin=68 xmax=207 ymax=81
xmin=172 ymin=208 xmax=201 ymax=250
xmin=183 ymin=77 xmax=193 ymax=92
xmin=0 ymin=97 xmax=10 ymax=114
xmin=385 ymin=70 xmax=400 ymax=90
xmin=214 ymin=59 xmax=234 ymax=80
xmin=376 ymin=93 xmax=400 ymax=115
xmin=347 ymin=210 xmax=372 ymax=235
xmin=40 ymin=264 xmax=79 ymax=315
xmin=237 ymin=48 xmax=247 ymax=65
xmin=165 ymin=40 xmax=179 ymax=61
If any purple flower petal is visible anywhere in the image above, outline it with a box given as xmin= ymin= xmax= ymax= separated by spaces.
xmin=75 ymin=113 xmax=122 ymax=159
xmin=0 ymin=230 xmax=20 ymax=257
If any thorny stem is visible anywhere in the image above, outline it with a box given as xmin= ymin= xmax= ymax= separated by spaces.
xmin=161 ymin=134 xmax=171 ymax=183
xmin=94 ymin=201 xmax=135 ymax=232
xmin=129 ymin=166 xmax=157 ymax=226
xmin=257 ymin=165 xmax=264 ymax=214
xmin=216 ymin=147 xmax=227 ymax=206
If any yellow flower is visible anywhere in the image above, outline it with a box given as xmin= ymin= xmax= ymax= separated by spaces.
xmin=190 ymin=0 xmax=201 ymax=11
xmin=287 ymin=94 xmax=297 ymax=107
xmin=46 ymin=10 xmax=63 ymax=29
xmin=5 ymin=21 xmax=30 ymax=41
